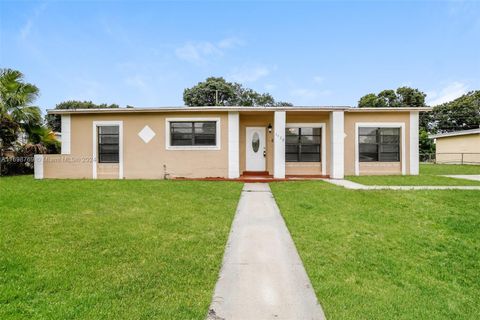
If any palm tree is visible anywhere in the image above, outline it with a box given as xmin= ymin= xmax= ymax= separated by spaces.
xmin=0 ymin=68 xmax=49 ymax=148
xmin=28 ymin=125 xmax=60 ymax=153
xmin=0 ymin=68 xmax=41 ymax=124
xmin=0 ymin=69 xmax=61 ymax=175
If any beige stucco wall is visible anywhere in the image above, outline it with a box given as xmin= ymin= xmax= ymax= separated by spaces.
xmin=43 ymin=155 xmax=92 ymax=179
xmin=435 ymin=134 xmax=480 ymax=164
xmin=44 ymin=112 xmax=229 ymax=179
xmin=97 ymin=163 xmax=120 ymax=179
xmin=344 ymin=112 xmax=410 ymax=175
xmin=359 ymin=162 xmax=402 ymax=175
xmin=41 ymin=109 xmax=417 ymax=179
xmin=285 ymin=163 xmax=323 ymax=175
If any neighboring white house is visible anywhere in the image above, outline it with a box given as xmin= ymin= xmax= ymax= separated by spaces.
xmin=430 ymin=128 xmax=480 ymax=164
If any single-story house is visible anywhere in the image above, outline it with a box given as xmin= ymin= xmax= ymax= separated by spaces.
xmin=430 ymin=128 xmax=480 ymax=165
xmin=34 ymin=106 xmax=429 ymax=180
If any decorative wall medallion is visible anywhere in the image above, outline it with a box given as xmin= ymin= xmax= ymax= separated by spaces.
xmin=138 ymin=125 xmax=156 ymax=143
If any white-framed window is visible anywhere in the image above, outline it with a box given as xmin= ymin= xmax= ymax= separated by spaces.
xmin=359 ymin=127 xmax=400 ymax=162
xmin=97 ymin=126 xmax=120 ymax=163
xmin=165 ymin=117 xmax=221 ymax=150
xmin=285 ymin=127 xmax=321 ymax=162
xmin=355 ymin=122 xmax=406 ymax=176
xmin=92 ymin=121 xmax=123 ymax=179
xmin=285 ymin=123 xmax=326 ymax=175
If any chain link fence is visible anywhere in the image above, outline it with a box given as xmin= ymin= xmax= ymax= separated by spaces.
xmin=420 ymin=153 xmax=480 ymax=165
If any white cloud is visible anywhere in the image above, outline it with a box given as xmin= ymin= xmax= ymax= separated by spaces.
xmin=291 ymin=88 xmax=318 ymax=99
xmin=290 ymin=88 xmax=332 ymax=105
xmin=175 ymin=42 xmax=220 ymax=64
xmin=124 ymin=75 xmax=148 ymax=90
xmin=229 ymin=65 xmax=270 ymax=83
xmin=175 ymin=37 xmax=243 ymax=65
xmin=66 ymin=78 xmax=104 ymax=102
xmin=427 ymin=82 xmax=469 ymax=106
xmin=20 ymin=20 xmax=34 ymax=40
xmin=264 ymin=83 xmax=276 ymax=91
xmin=19 ymin=2 xmax=47 ymax=40
xmin=313 ymin=76 xmax=324 ymax=84
xmin=218 ymin=37 xmax=244 ymax=49
xmin=123 ymin=74 xmax=163 ymax=104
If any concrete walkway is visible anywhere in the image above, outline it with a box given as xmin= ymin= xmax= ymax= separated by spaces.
xmin=208 ymin=183 xmax=325 ymax=320
xmin=323 ymin=178 xmax=480 ymax=190
xmin=443 ymin=174 xmax=480 ymax=182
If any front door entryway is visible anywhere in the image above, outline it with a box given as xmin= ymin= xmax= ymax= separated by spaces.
xmin=246 ymin=127 xmax=266 ymax=171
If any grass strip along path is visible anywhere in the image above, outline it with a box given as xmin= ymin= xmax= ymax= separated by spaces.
xmin=420 ymin=164 xmax=480 ymax=175
xmin=0 ymin=176 xmax=243 ymax=319
xmin=347 ymin=174 xmax=480 ymax=186
xmin=271 ymin=181 xmax=480 ymax=320
xmin=348 ymin=164 xmax=480 ymax=186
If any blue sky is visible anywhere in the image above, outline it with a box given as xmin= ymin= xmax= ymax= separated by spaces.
xmin=1 ymin=1 xmax=479 ymax=113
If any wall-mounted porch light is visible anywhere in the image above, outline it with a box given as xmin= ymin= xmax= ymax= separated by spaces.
xmin=267 ymin=123 xmax=272 ymax=133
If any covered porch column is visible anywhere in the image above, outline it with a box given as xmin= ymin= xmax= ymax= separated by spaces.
xmin=228 ymin=111 xmax=240 ymax=179
xmin=409 ymin=111 xmax=420 ymax=175
xmin=274 ymin=111 xmax=286 ymax=178
xmin=330 ymin=111 xmax=345 ymax=179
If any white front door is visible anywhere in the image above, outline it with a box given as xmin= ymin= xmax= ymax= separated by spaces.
xmin=246 ymin=127 xmax=266 ymax=171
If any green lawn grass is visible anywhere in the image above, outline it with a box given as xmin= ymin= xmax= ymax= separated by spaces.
xmin=347 ymin=164 xmax=480 ymax=186
xmin=420 ymin=164 xmax=480 ymax=175
xmin=271 ymin=181 xmax=480 ymax=320
xmin=0 ymin=176 xmax=243 ymax=319
xmin=347 ymin=175 xmax=480 ymax=186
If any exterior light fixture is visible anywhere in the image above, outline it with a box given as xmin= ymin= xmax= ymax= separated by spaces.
xmin=268 ymin=123 xmax=272 ymax=133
